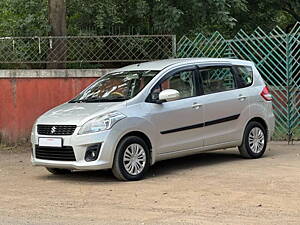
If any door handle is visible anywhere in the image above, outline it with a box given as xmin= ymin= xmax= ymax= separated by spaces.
xmin=238 ymin=94 xmax=247 ymax=101
xmin=192 ymin=103 xmax=202 ymax=109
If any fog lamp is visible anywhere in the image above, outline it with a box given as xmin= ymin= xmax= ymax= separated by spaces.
xmin=85 ymin=144 xmax=101 ymax=162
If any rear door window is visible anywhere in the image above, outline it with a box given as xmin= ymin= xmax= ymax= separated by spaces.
xmin=198 ymin=66 xmax=236 ymax=94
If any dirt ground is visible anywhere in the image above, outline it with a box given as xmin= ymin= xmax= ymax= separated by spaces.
xmin=0 ymin=142 xmax=299 ymax=225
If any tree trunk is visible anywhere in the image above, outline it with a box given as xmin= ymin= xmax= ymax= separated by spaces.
xmin=47 ymin=0 xmax=67 ymax=69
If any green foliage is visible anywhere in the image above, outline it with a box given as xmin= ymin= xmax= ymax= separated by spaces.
xmin=67 ymin=0 xmax=123 ymax=35
xmin=230 ymin=0 xmax=299 ymax=34
xmin=0 ymin=0 xmax=49 ymax=36
xmin=66 ymin=0 xmax=249 ymax=35
xmin=0 ymin=0 xmax=299 ymax=37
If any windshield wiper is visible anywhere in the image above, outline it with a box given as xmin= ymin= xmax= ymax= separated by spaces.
xmin=70 ymin=97 xmax=128 ymax=103
xmin=69 ymin=99 xmax=83 ymax=103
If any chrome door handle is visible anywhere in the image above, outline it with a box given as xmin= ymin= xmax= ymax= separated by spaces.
xmin=192 ymin=103 xmax=202 ymax=109
xmin=238 ymin=95 xmax=247 ymax=101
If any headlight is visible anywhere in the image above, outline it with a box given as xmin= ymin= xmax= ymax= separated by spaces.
xmin=31 ymin=124 xmax=36 ymax=135
xmin=31 ymin=121 xmax=37 ymax=143
xmin=78 ymin=111 xmax=126 ymax=135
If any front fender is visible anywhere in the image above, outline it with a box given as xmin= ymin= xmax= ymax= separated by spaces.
xmin=108 ymin=117 xmax=159 ymax=165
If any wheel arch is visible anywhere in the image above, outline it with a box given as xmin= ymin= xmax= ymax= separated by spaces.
xmin=239 ymin=116 xmax=268 ymax=158
xmin=245 ymin=117 xmax=268 ymax=138
xmin=114 ymin=130 xmax=154 ymax=165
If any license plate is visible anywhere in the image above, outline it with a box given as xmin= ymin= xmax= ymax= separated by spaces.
xmin=39 ymin=138 xmax=62 ymax=147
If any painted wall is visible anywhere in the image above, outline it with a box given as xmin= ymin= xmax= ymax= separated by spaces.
xmin=0 ymin=69 xmax=112 ymax=144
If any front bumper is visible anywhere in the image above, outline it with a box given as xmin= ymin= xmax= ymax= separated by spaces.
xmin=31 ymin=127 xmax=117 ymax=171
xmin=31 ymin=155 xmax=110 ymax=170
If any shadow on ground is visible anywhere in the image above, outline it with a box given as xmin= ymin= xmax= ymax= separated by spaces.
xmin=35 ymin=149 xmax=249 ymax=183
xmin=150 ymin=150 xmax=243 ymax=177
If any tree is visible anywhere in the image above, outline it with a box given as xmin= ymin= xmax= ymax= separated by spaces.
xmin=0 ymin=0 xmax=48 ymax=36
xmin=0 ymin=0 xmax=298 ymax=38
xmin=230 ymin=0 xmax=299 ymax=34
xmin=48 ymin=0 xmax=66 ymax=36
xmin=276 ymin=0 xmax=300 ymax=22
xmin=47 ymin=0 xmax=67 ymax=68
xmin=66 ymin=0 xmax=248 ymax=36
xmin=0 ymin=0 xmax=299 ymax=69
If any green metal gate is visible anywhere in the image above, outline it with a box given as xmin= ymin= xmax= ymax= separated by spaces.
xmin=177 ymin=22 xmax=300 ymax=141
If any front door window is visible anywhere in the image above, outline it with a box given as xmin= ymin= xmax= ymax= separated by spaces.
xmin=152 ymin=70 xmax=197 ymax=100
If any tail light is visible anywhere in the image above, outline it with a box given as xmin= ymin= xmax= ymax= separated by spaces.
xmin=260 ymin=86 xmax=272 ymax=101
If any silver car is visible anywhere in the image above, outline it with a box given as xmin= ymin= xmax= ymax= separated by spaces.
xmin=31 ymin=58 xmax=275 ymax=181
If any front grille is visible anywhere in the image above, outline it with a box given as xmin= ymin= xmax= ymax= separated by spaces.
xmin=35 ymin=145 xmax=76 ymax=161
xmin=37 ymin=125 xmax=77 ymax=135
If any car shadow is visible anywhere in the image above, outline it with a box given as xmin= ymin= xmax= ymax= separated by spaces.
xmin=36 ymin=149 xmax=248 ymax=182
xmin=37 ymin=169 xmax=118 ymax=183
xmin=148 ymin=150 xmax=243 ymax=178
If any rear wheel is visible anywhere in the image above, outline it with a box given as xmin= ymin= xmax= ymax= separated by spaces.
xmin=46 ymin=167 xmax=72 ymax=175
xmin=239 ymin=121 xmax=267 ymax=159
xmin=112 ymin=136 xmax=150 ymax=181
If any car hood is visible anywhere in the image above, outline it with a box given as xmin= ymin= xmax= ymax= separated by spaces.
xmin=36 ymin=102 xmax=125 ymax=126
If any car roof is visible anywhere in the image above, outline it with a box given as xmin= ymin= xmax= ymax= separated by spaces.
xmin=112 ymin=58 xmax=253 ymax=72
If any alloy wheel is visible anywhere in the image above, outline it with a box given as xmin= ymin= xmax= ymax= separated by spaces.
xmin=123 ymin=143 xmax=146 ymax=176
xmin=248 ymin=127 xmax=265 ymax=153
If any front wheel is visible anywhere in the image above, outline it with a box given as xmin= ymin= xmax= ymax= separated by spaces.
xmin=239 ymin=121 xmax=267 ymax=159
xmin=112 ymin=136 xmax=150 ymax=181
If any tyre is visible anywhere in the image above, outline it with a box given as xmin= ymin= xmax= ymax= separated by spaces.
xmin=239 ymin=121 xmax=267 ymax=159
xmin=112 ymin=136 xmax=150 ymax=181
xmin=46 ymin=167 xmax=72 ymax=175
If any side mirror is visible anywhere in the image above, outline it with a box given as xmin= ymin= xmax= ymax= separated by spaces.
xmin=159 ymin=89 xmax=180 ymax=102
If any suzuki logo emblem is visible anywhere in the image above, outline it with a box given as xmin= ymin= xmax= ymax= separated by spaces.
xmin=51 ymin=126 xmax=56 ymax=134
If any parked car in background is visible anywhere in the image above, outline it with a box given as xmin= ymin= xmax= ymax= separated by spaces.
xmin=31 ymin=58 xmax=275 ymax=181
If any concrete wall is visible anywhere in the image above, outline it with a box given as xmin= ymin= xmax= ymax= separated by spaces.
xmin=0 ymin=69 xmax=112 ymax=144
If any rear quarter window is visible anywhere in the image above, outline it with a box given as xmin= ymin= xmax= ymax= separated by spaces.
xmin=234 ymin=66 xmax=253 ymax=88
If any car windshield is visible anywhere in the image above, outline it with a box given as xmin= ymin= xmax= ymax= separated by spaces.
xmin=70 ymin=70 xmax=159 ymax=103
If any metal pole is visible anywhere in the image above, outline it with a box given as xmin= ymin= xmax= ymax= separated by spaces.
xmin=286 ymin=34 xmax=292 ymax=144
xmin=172 ymin=35 xmax=177 ymax=58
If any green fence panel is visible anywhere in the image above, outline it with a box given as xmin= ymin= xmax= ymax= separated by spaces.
xmin=177 ymin=22 xmax=300 ymax=141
